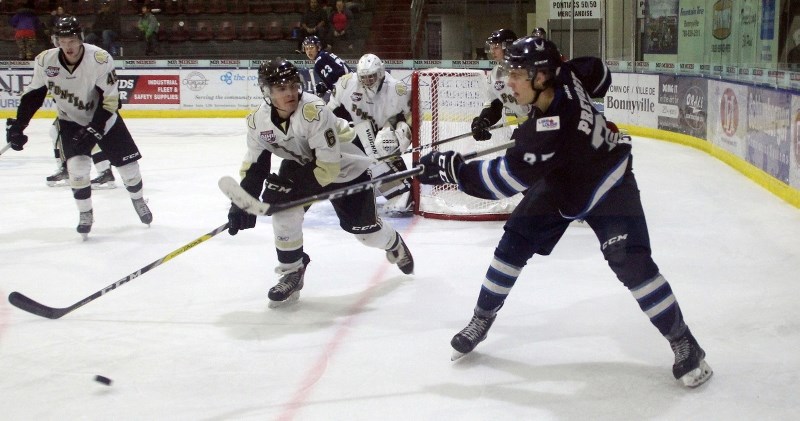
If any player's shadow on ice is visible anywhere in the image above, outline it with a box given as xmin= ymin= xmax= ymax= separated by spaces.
xmin=216 ymin=275 xmax=412 ymax=340
xmin=426 ymin=355 xmax=681 ymax=418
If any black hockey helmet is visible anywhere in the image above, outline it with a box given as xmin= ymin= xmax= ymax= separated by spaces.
xmin=531 ymin=27 xmax=547 ymax=38
xmin=302 ymin=35 xmax=322 ymax=50
xmin=51 ymin=15 xmax=83 ymax=47
xmin=53 ymin=15 xmax=82 ymax=37
xmin=258 ymin=58 xmax=302 ymax=102
xmin=503 ymin=36 xmax=562 ymax=81
xmin=486 ymin=28 xmax=518 ymax=51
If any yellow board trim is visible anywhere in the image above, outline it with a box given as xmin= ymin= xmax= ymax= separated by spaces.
xmin=619 ymin=124 xmax=800 ymax=209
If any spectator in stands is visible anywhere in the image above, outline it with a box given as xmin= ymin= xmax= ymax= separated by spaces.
xmin=138 ymin=4 xmax=160 ymax=56
xmin=299 ymin=0 xmax=329 ymax=51
xmin=9 ymin=1 xmax=41 ymax=60
xmin=788 ymin=28 xmax=800 ymax=70
xmin=84 ymin=1 xmax=121 ymax=56
xmin=46 ymin=6 xmax=67 ymax=36
xmin=329 ymin=0 xmax=354 ymax=51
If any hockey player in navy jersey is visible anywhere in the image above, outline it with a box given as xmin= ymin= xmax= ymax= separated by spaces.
xmin=302 ymin=35 xmax=351 ymax=96
xmin=418 ymin=36 xmax=712 ymax=388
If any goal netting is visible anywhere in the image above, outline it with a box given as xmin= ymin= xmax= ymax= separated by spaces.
xmin=410 ymin=68 xmax=522 ymax=221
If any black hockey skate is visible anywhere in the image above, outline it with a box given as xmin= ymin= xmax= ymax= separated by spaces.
xmin=268 ymin=256 xmax=310 ymax=308
xmin=386 ymin=234 xmax=414 ymax=274
xmin=46 ymin=166 xmax=68 ymax=187
xmin=91 ymin=169 xmax=116 ymax=189
xmin=451 ymin=312 xmax=496 ymax=361
xmin=670 ymin=329 xmax=713 ymax=387
xmin=77 ymin=210 xmax=93 ymax=240
xmin=131 ymin=197 xmax=153 ymax=225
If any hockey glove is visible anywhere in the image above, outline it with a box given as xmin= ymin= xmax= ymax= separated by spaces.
xmin=227 ymin=204 xmax=256 ymax=236
xmin=315 ymin=82 xmax=329 ymax=96
xmin=6 ymin=118 xmax=28 ymax=151
xmin=261 ymin=173 xmax=297 ymax=215
xmin=418 ymin=150 xmax=464 ymax=185
xmin=73 ymin=122 xmax=105 ymax=153
xmin=471 ymin=116 xmax=492 ymax=141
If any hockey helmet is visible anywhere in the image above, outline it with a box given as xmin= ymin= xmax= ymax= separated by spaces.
xmin=302 ymin=35 xmax=323 ymax=50
xmin=503 ymin=36 xmax=562 ymax=81
xmin=485 ymin=28 xmax=518 ymax=53
xmin=356 ymin=53 xmax=385 ymax=90
xmin=258 ymin=58 xmax=302 ymax=103
xmin=52 ymin=15 xmax=83 ymax=46
xmin=531 ymin=27 xmax=547 ymax=38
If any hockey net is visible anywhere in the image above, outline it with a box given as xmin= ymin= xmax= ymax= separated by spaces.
xmin=410 ymin=69 xmax=522 ymax=221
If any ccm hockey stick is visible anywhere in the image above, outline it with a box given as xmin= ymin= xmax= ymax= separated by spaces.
xmin=220 ymin=140 xmax=516 ymax=217
xmin=0 ymin=143 xmax=11 ymax=156
xmin=220 ymin=165 xmax=426 ymax=216
xmin=8 ymin=223 xmax=230 ymax=319
xmin=377 ymin=123 xmax=504 ymax=162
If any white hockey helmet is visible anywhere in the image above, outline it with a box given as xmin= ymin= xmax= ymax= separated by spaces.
xmin=357 ymin=53 xmax=385 ymax=90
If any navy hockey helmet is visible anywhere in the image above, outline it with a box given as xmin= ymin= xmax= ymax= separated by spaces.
xmin=485 ymin=28 xmax=518 ymax=53
xmin=531 ymin=27 xmax=547 ymax=38
xmin=503 ymin=36 xmax=562 ymax=81
xmin=302 ymin=35 xmax=322 ymax=50
xmin=258 ymin=58 xmax=302 ymax=102
xmin=51 ymin=15 xmax=83 ymax=47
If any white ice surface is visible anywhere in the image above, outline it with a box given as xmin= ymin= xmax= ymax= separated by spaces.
xmin=1 ymin=119 xmax=799 ymax=420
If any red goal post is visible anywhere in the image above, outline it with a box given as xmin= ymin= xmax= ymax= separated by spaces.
xmin=410 ymin=68 xmax=522 ymax=221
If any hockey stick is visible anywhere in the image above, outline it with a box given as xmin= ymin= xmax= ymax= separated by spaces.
xmin=220 ymin=141 xmax=516 ymax=217
xmin=0 ymin=143 xmax=11 ymax=156
xmin=377 ymin=123 xmax=504 ymax=162
xmin=219 ymin=165 xmax=425 ymax=216
xmin=8 ymin=223 xmax=230 ymax=319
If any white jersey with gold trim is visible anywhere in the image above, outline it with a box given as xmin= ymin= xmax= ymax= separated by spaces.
xmin=327 ymin=71 xmax=411 ymax=131
xmin=485 ymin=65 xmax=530 ymax=120
xmin=244 ymin=93 xmax=372 ymax=184
xmin=27 ymin=43 xmax=119 ymax=129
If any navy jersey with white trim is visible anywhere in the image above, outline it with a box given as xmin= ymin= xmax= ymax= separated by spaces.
xmin=456 ymin=64 xmax=631 ymax=219
xmin=314 ymin=51 xmax=351 ymax=91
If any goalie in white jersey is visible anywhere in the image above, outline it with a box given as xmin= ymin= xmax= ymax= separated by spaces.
xmin=470 ymin=29 xmax=531 ymax=141
xmin=226 ymin=58 xmax=414 ymax=307
xmin=5 ymin=16 xmax=152 ymax=239
xmin=327 ymin=53 xmax=414 ymax=216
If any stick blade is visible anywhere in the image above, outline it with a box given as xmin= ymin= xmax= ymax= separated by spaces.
xmin=8 ymin=292 xmax=63 ymax=319
xmin=218 ymin=176 xmax=271 ymax=216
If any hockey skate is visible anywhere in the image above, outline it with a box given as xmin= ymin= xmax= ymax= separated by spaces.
xmin=268 ymin=256 xmax=310 ymax=308
xmin=90 ymin=169 xmax=116 ymax=189
xmin=131 ymin=197 xmax=153 ymax=225
xmin=386 ymin=234 xmax=414 ymax=274
xmin=77 ymin=210 xmax=93 ymax=240
xmin=382 ymin=191 xmax=414 ymax=217
xmin=670 ymin=329 xmax=713 ymax=387
xmin=451 ymin=312 xmax=496 ymax=361
xmin=46 ymin=166 xmax=69 ymax=187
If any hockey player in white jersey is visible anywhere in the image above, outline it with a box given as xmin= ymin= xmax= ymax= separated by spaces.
xmin=5 ymin=16 xmax=152 ymax=239
xmin=327 ymin=53 xmax=414 ymax=216
xmin=226 ymin=58 xmax=414 ymax=307
xmin=470 ymin=29 xmax=531 ymax=142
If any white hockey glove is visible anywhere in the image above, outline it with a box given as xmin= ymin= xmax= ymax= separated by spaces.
xmin=376 ymin=126 xmax=400 ymax=155
xmin=394 ymin=121 xmax=412 ymax=153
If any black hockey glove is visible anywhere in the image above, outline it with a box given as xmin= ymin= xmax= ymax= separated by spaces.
xmin=418 ymin=150 xmax=464 ymax=185
xmin=261 ymin=173 xmax=298 ymax=213
xmin=6 ymin=118 xmax=28 ymax=151
xmin=72 ymin=122 xmax=104 ymax=153
xmin=471 ymin=116 xmax=492 ymax=141
xmin=315 ymin=82 xmax=329 ymax=96
xmin=227 ymin=204 xmax=256 ymax=236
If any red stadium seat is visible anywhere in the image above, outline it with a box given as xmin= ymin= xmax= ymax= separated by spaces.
xmin=168 ymin=21 xmax=191 ymax=43
xmin=189 ymin=21 xmax=213 ymax=42
xmin=239 ymin=21 xmax=261 ymax=41
xmin=263 ymin=19 xmax=283 ymax=41
xmin=228 ymin=0 xmax=249 ymax=14
xmin=215 ymin=21 xmax=237 ymax=41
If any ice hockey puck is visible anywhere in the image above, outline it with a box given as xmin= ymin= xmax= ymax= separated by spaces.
xmin=94 ymin=375 xmax=112 ymax=386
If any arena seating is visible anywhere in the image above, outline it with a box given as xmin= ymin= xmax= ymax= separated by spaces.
xmin=0 ymin=0 xmax=373 ymax=59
